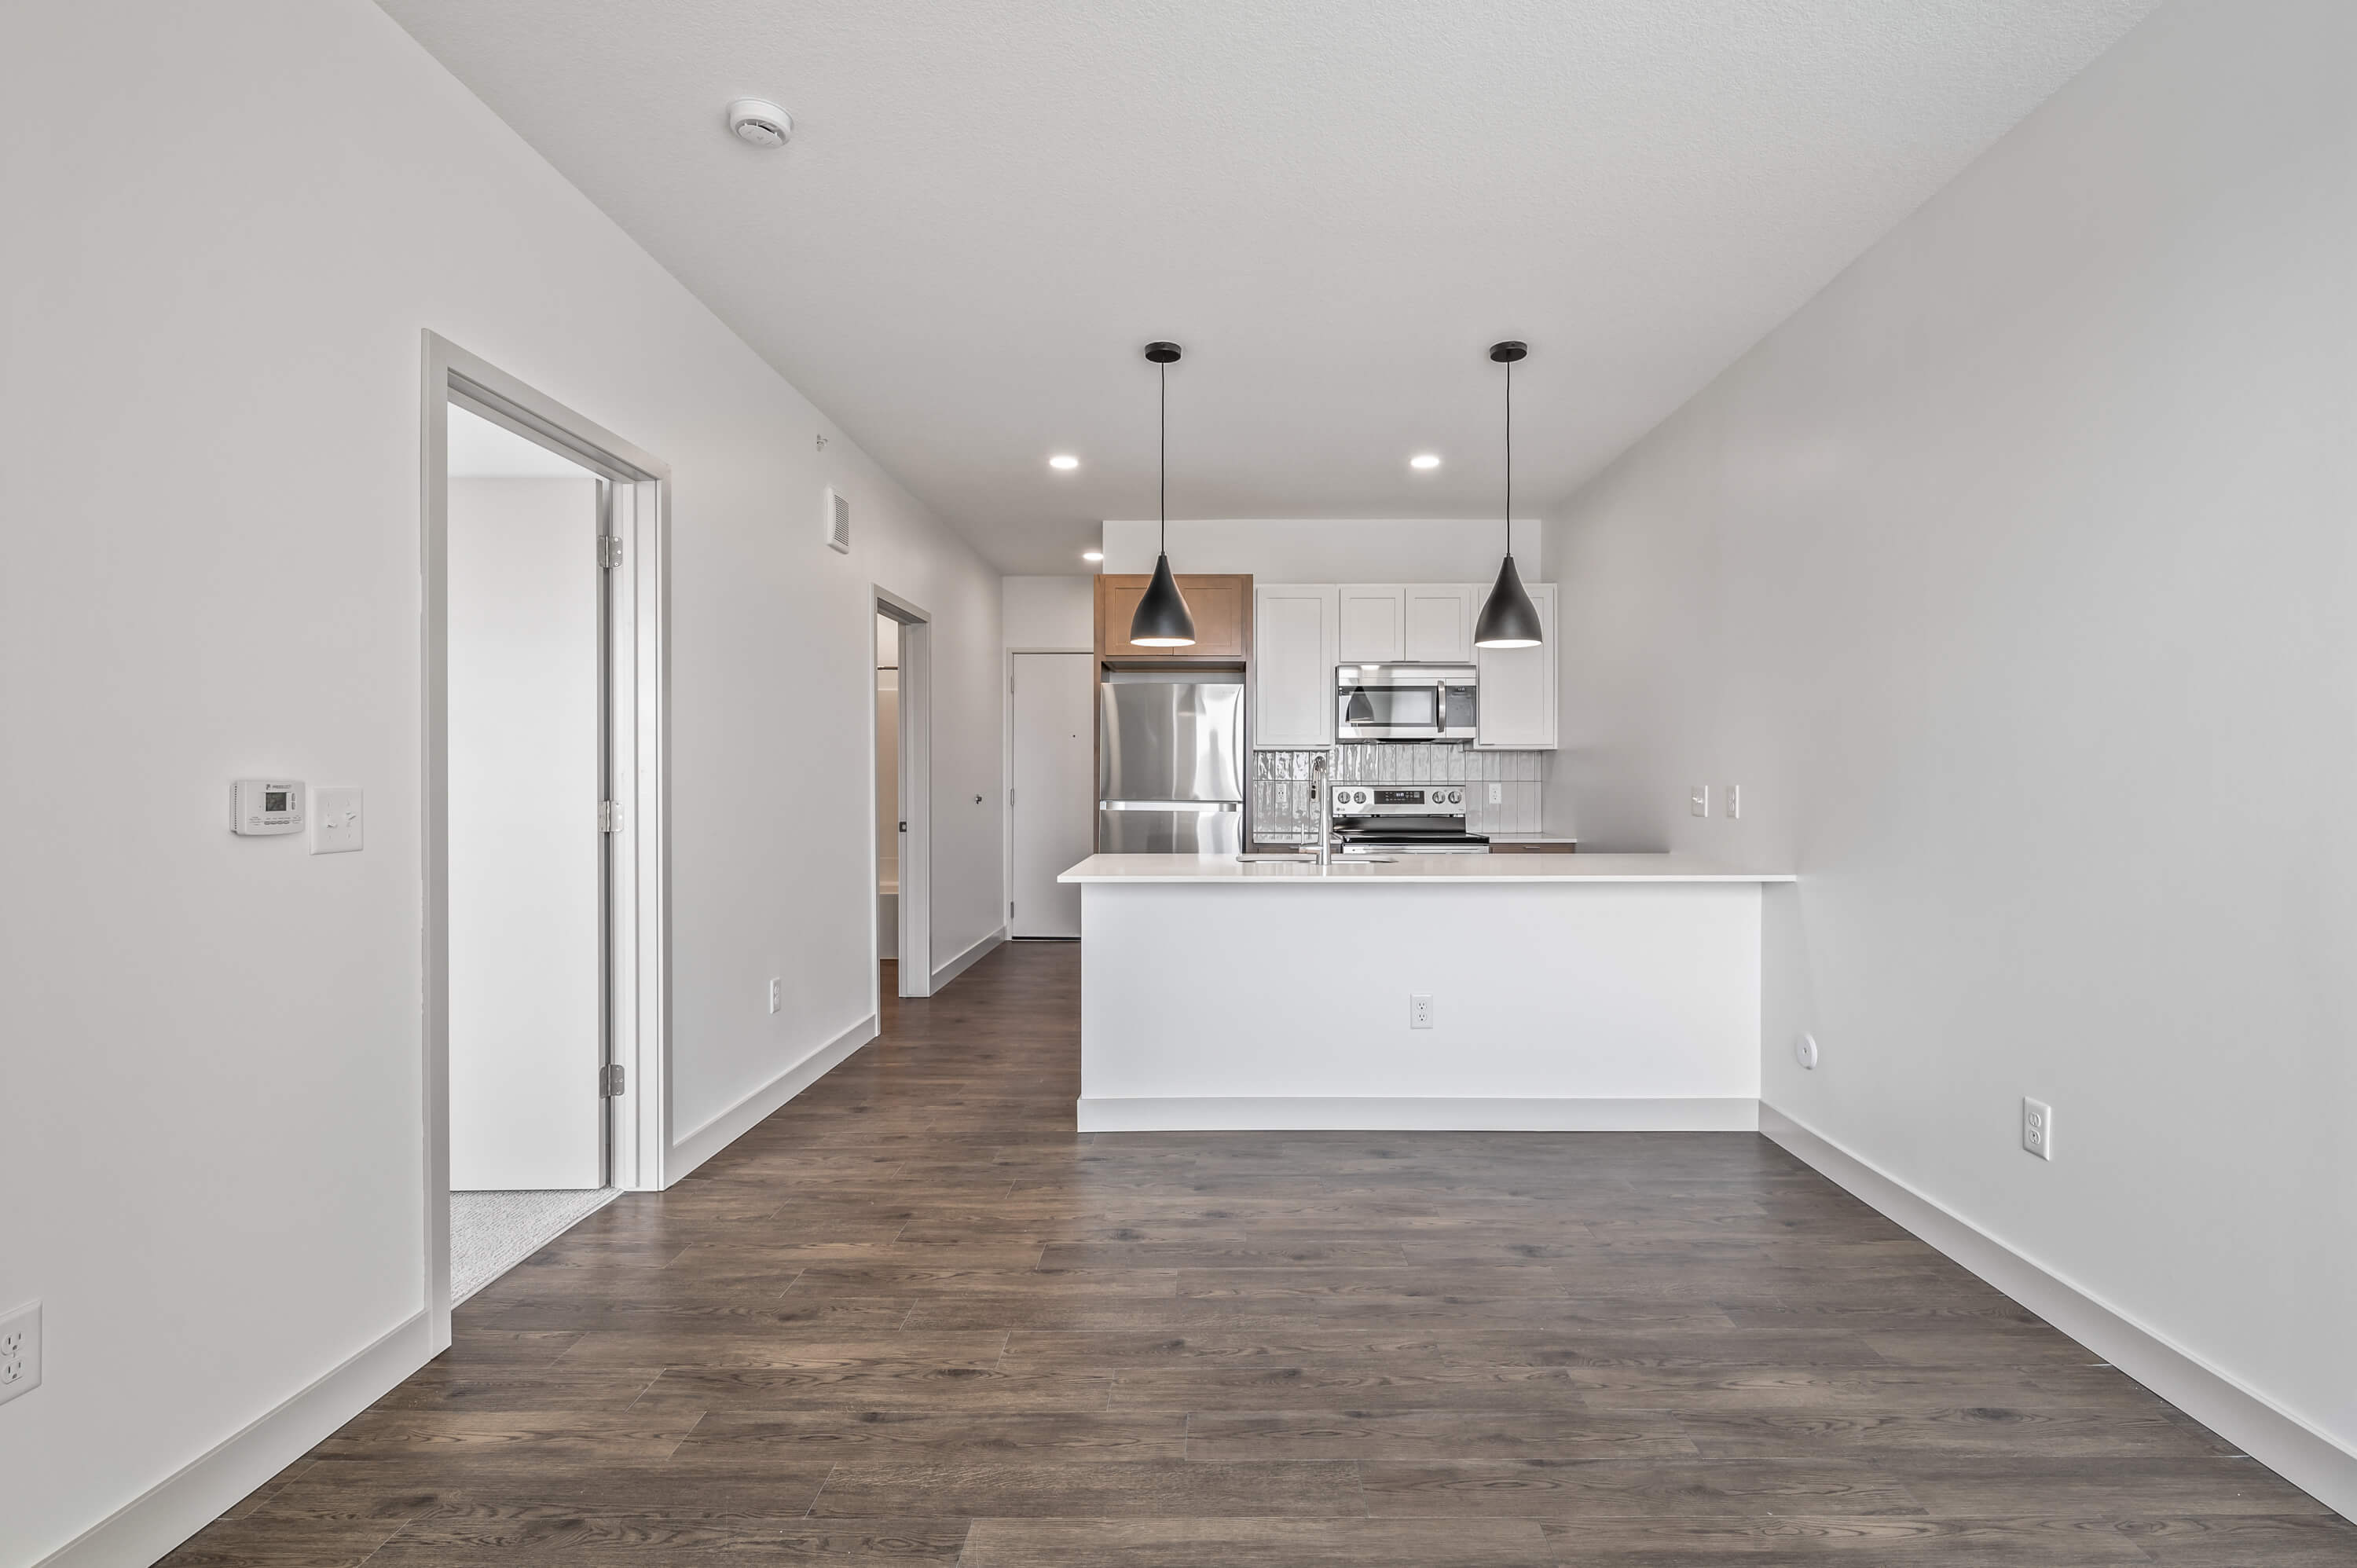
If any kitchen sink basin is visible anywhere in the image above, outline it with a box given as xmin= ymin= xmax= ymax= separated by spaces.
xmin=1234 ymin=854 xmax=1398 ymax=865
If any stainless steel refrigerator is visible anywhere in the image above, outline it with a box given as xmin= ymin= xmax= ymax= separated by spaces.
xmin=1098 ymin=671 xmax=1245 ymax=853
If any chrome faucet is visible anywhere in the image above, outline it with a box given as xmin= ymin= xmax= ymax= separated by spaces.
xmin=1310 ymin=753 xmax=1335 ymax=867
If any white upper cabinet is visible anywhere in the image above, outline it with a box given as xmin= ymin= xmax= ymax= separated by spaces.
xmin=1252 ymin=584 xmax=1338 ymax=749
xmin=1336 ymin=586 xmax=1405 ymax=663
xmin=1474 ymin=581 xmax=1557 ymax=749
xmin=1402 ymin=584 xmax=1476 ymax=663
xmin=1257 ymin=581 xmax=1556 ymax=751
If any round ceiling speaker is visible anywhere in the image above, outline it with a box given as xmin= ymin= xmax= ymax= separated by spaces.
xmin=725 ymin=99 xmax=793 ymax=148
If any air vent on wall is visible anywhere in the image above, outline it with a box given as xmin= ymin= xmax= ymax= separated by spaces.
xmin=825 ymin=488 xmax=851 ymax=554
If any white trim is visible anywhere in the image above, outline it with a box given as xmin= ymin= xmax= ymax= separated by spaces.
xmin=1761 ymin=1104 xmax=2357 ymax=1519
xmin=667 ymin=1014 xmax=878 ymax=1181
xmin=35 ymin=1313 xmax=431 ymax=1568
xmin=874 ymin=589 xmax=933 ymax=997
xmin=1078 ymin=1095 xmax=1761 ymax=1133
xmin=421 ymin=333 xmax=674 ymax=1354
xmin=930 ymin=924 xmax=1006 ymax=994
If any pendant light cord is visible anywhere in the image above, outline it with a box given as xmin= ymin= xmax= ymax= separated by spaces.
xmin=1503 ymin=356 xmax=1514 ymax=562
xmin=1160 ymin=360 xmax=1168 ymax=553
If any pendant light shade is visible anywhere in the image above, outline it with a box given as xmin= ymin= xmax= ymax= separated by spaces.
xmin=1128 ymin=341 xmax=1196 ymax=647
xmin=1475 ymin=554 xmax=1544 ymax=647
xmin=1474 ymin=340 xmax=1545 ymax=650
xmin=1131 ymin=550 xmax=1197 ymax=647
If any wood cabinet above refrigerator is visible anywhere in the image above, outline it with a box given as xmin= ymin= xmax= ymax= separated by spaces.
xmin=1094 ymin=573 xmax=1252 ymax=661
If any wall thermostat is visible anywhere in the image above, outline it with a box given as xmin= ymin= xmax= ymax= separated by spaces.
xmin=230 ymin=779 xmax=306 ymax=835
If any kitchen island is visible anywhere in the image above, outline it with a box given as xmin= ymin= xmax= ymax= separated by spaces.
xmin=1057 ymin=853 xmax=1795 ymax=1132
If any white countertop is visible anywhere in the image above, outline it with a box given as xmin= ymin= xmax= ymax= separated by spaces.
xmin=1058 ymin=852 xmax=1793 ymax=885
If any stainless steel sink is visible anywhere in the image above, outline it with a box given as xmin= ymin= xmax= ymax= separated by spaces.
xmin=1234 ymin=854 xmax=1397 ymax=865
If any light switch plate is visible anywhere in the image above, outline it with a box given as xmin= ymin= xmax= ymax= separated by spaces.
xmin=309 ymin=786 xmax=364 ymax=854
xmin=1690 ymin=785 xmax=1710 ymax=817
xmin=1725 ymin=785 xmax=1741 ymax=819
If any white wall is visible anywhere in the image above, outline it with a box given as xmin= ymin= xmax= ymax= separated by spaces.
xmin=1003 ymin=574 xmax=1094 ymax=648
xmin=0 ymin=1 xmax=1002 ymax=1561
xmin=447 ymin=478 xmax=603 ymax=1190
xmin=1103 ymin=518 xmax=1539 ymax=581
xmin=1544 ymin=0 xmax=2356 ymax=1504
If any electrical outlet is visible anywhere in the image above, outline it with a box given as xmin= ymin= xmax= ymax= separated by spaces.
xmin=1794 ymin=1033 xmax=1818 ymax=1069
xmin=1725 ymin=785 xmax=1741 ymax=820
xmin=1487 ymin=782 xmax=1502 ymax=805
xmin=2022 ymin=1097 xmax=2054 ymax=1160
xmin=1690 ymin=784 xmax=1710 ymax=817
xmin=0 ymin=1301 xmax=42 ymax=1409
xmin=768 ymin=978 xmax=783 ymax=1014
xmin=1409 ymin=993 xmax=1434 ymax=1030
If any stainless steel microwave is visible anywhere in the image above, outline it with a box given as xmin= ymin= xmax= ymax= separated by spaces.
xmin=1336 ymin=664 xmax=1479 ymax=741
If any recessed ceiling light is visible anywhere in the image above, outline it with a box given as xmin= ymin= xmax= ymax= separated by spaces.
xmin=1048 ymin=454 xmax=1080 ymax=471
xmin=1409 ymin=453 xmax=1442 ymax=470
xmin=1081 ymin=550 xmax=1105 ymax=562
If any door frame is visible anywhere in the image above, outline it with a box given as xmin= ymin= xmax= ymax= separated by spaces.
xmin=1003 ymin=646 xmax=1094 ymax=938
xmin=421 ymin=332 xmax=672 ymax=1351
xmin=875 ymin=589 xmax=933 ymax=998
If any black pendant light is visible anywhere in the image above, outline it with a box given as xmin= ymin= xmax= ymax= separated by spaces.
xmin=1473 ymin=340 xmax=1545 ymax=649
xmin=1127 ymin=341 xmax=1197 ymax=647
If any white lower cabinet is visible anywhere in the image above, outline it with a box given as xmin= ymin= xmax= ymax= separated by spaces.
xmin=1475 ymin=581 xmax=1556 ymax=749
xmin=1252 ymin=584 xmax=1338 ymax=748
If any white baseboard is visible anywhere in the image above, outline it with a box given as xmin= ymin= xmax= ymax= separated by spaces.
xmin=667 ymin=1013 xmax=877 ymax=1182
xmin=38 ymin=1312 xmax=431 ymax=1568
xmin=929 ymin=924 xmax=1005 ymax=994
xmin=1078 ymin=1096 xmax=1761 ymax=1133
xmin=1761 ymin=1104 xmax=2357 ymax=1519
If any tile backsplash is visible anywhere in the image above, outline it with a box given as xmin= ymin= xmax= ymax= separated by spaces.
xmin=1252 ymin=744 xmax=1547 ymax=842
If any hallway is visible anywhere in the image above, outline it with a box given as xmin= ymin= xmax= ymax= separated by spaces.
xmin=175 ymin=943 xmax=2344 ymax=1566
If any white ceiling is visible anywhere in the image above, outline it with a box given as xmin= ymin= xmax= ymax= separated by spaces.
xmin=380 ymin=0 xmax=2157 ymax=573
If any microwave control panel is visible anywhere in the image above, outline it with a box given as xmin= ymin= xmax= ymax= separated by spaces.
xmin=230 ymin=779 xmax=306 ymax=835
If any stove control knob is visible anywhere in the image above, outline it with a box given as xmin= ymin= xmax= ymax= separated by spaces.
xmin=1451 ymin=789 xmax=1463 ymax=804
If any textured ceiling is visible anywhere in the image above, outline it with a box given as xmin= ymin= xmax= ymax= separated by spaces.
xmin=379 ymin=0 xmax=2158 ymax=572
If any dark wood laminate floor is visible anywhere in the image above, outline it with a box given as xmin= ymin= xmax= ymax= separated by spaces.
xmin=177 ymin=942 xmax=2350 ymax=1566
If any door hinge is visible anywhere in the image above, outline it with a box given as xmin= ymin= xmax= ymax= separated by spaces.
xmin=598 ymin=535 xmax=623 ymax=569
xmin=599 ymin=800 xmax=622 ymax=832
xmin=1008 ymin=787 xmax=1016 ymax=807
xmin=1010 ymin=899 xmax=1016 ymax=917
xmin=600 ymin=1063 xmax=625 ymax=1097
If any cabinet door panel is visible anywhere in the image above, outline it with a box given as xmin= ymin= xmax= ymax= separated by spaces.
xmin=1337 ymin=587 xmax=1404 ymax=663
xmin=1252 ymin=585 xmax=1337 ymax=749
xmin=1097 ymin=574 xmax=1252 ymax=660
xmin=1403 ymin=585 xmax=1475 ymax=663
xmin=1475 ymin=582 xmax=1556 ymax=749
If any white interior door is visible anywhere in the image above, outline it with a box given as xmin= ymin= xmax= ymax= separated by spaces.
xmin=448 ymin=472 xmax=607 ymax=1190
xmin=1010 ymin=652 xmax=1094 ymax=937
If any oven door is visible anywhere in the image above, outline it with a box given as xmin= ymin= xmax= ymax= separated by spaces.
xmin=1336 ymin=682 xmax=1441 ymax=740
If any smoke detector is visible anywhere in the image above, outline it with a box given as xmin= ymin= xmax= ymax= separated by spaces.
xmin=725 ymin=99 xmax=793 ymax=148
